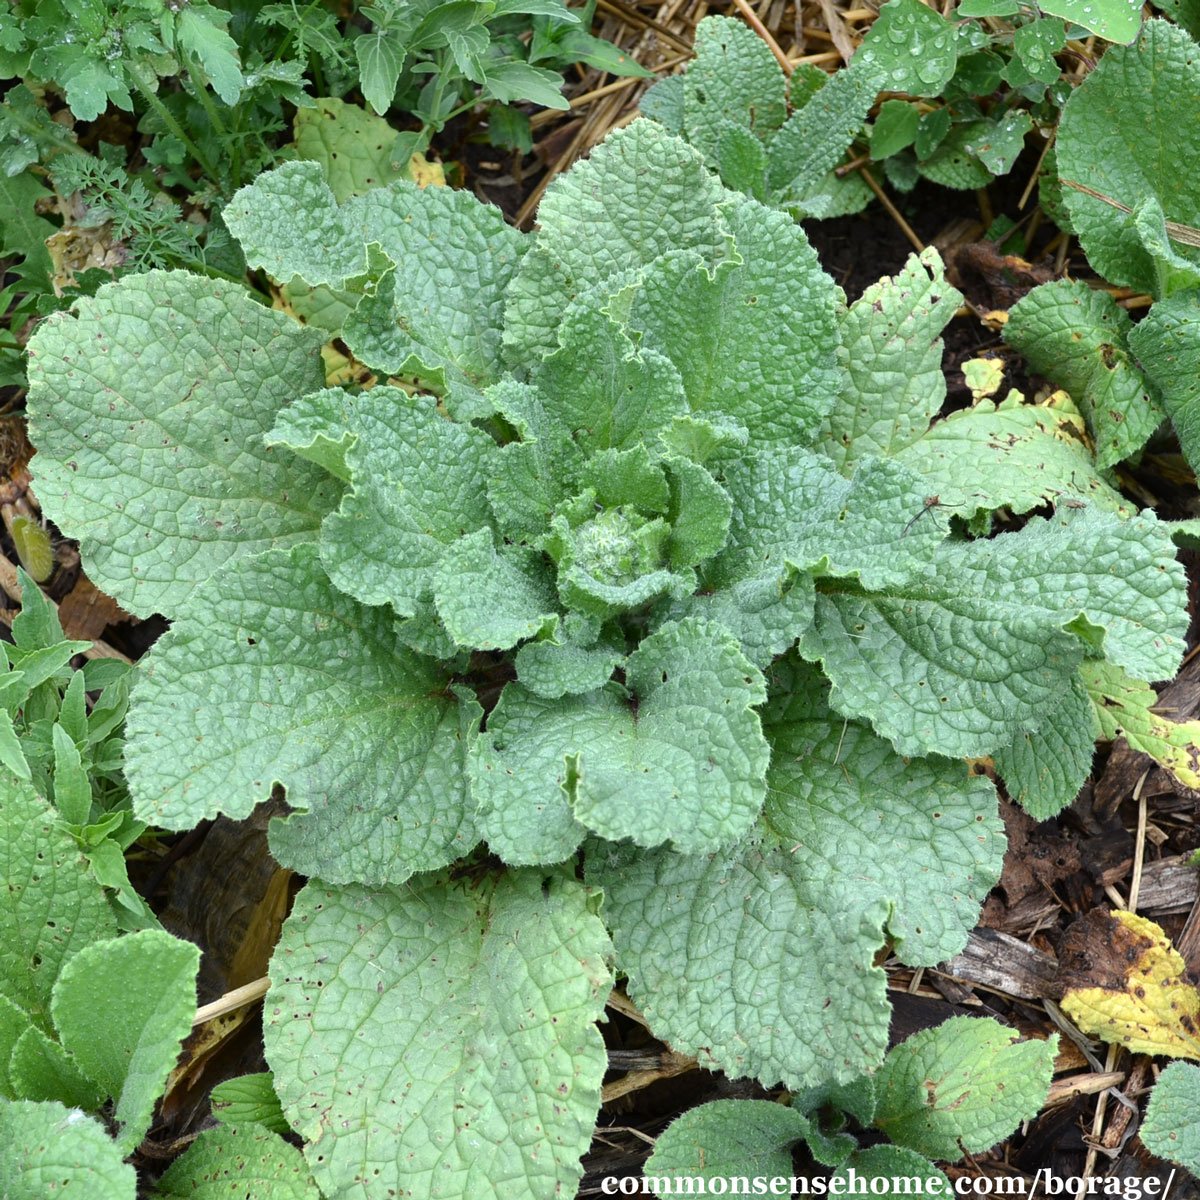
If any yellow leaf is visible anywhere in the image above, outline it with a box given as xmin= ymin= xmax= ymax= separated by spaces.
xmin=10 ymin=516 xmax=54 ymax=582
xmin=1083 ymin=660 xmax=1200 ymax=792
xmin=408 ymin=154 xmax=446 ymax=189
xmin=1059 ymin=909 xmax=1200 ymax=1060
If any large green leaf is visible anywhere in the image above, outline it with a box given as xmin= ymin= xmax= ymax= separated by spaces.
xmin=819 ymin=249 xmax=962 ymax=470
xmin=124 ymin=545 xmax=479 ymax=886
xmin=1005 ymin=280 xmax=1163 ymax=468
xmin=1129 ymin=289 xmax=1200 ymax=477
xmin=226 ymin=161 xmax=526 ymax=400
xmin=266 ymin=870 xmax=612 ymax=1200
xmin=0 ymin=780 xmax=115 ymax=1032
xmin=762 ymin=659 xmax=1004 ymax=966
xmin=25 ymin=271 xmax=333 ymax=618
xmin=804 ymin=509 xmax=1185 ymax=758
xmin=503 ymin=120 xmax=728 ymax=362
xmin=471 ymin=620 xmax=769 ymax=862
xmin=0 ymin=1099 xmax=134 ymax=1199
xmin=268 ymin=386 xmax=500 ymax=617
xmin=51 ymin=930 xmax=199 ymax=1152
xmin=1057 ymin=20 xmax=1200 ymax=297
xmin=591 ymin=836 xmax=890 ymax=1088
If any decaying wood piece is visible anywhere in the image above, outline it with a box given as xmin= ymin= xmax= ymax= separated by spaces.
xmin=941 ymin=928 xmax=1060 ymax=1000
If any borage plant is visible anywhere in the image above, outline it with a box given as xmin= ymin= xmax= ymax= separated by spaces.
xmin=24 ymin=119 xmax=1191 ymax=1196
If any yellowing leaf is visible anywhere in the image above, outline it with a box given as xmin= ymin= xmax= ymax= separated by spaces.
xmin=962 ymin=356 xmax=1004 ymax=401
xmin=9 ymin=517 xmax=53 ymax=583
xmin=1083 ymin=660 xmax=1200 ymax=791
xmin=408 ymin=153 xmax=445 ymax=189
xmin=1059 ymin=909 xmax=1200 ymax=1060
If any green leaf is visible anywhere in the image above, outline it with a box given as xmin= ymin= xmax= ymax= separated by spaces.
xmin=176 ymin=7 xmax=245 ymax=104
xmin=51 ymin=929 xmax=199 ymax=1152
xmin=889 ymin=396 xmax=1130 ymax=524
xmin=0 ymin=172 xmax=54 ymax=282
xmin=124 ymin=545 xmax=479 ymax=887
xmin=268 ymin=387 xmax=499 ymax=617
xmin=591 ymin=836 xmax=890 ymax=1088
xmin=266 ymin=870 xmax=612 ymax=1200
xmin=762 ymin=658 xmax=1004 ymax=966
xmin=1057 ymin=20 xmax=1200 ymax=296
xmin=804 ymin=509 xmax=1185 ymax=759
xmin=514 ymin=638 xmax=624 ymax=699
xmin=676 ymin=17 xmax=788 ymax=164
xmin=1005 ymin=280 xmax=1163 ymax=469
xmin=994 ymin=673 xmax=1096 ymax=818
xmin=767 ymin=64 xmax=880 ymax=203
xmin=1141 ymin=1060 xmax=1200 ymax=1173
xmin=962 ymin=110 xmax=1032 ymax=176
xmin=433 ymin=532 xmax=558 ymax=651
xmin=0 ymin=994 xmax=30 ymax=1098
xmin=871 ymin=100 xmax=921 ymax=160
xmin=873 ymin=1016 xmax=1056 ymax=1160
xmin=482 ymin=60 xmax=568 ymax=109
xmin=292 ymin=97 xmax=412 ymax=202
xmin=355 ymin=28 xmax=406 ymax=114
xmin=25 ymin=271 xmax=334 ymax=618
xmin=622 ymin=197 xmax=843 ymax=450
xmin=8 ymin=1026 xmax=104 ymax=1110
xmin=227 ymin=163 xmax=525 ymax=398
xmin=471 ymin=619 xmax=769 ymax=861
xmin=0 ymin=1099 xmax=134 ymax=1199
xmin=818 ymin=248 xmax=963 ymax=470
xmin=1037 ymin=0 xmax=1142 ymax=44
xmin=854 ymin=0 xmax=959 ymax=96
xmin=917 ymin=122 xmax=994 ymax=189
xmin=0 ymin=779 xmax=115 ymax=1032
xmin=503 ymin=121 xmax=728 ymax=362
xmin=1128 ymin=289 xmax=1200 ymax=477
xmin=50 ymin=723 xmax=90 ymax=826
xmin=210 ymin=1073 xmax=290 ymax=1136
xmin=645 ymin=1100 xmax=811 ymax=1180
xmin=1010 ymin=18 xmax=1066 ymax=85
xmin=153 ymin=1124 xmax=321 ymax=1198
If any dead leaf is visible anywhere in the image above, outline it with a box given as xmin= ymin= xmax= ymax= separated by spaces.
xmin=1058 ymin=908 xmax=1200 ymax=1060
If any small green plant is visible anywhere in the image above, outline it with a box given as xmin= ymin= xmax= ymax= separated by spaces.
xmin=21 ymin=115 xmax=1194 ymax=1196
xmin=0 ymin=570 xmax=152 ymax=929
xmin=647 ymin=1017 xmax=1057 ymax=1180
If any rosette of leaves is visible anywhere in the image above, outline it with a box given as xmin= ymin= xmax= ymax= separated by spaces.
xmin=25 ymin=119 xmax=1188 ymax=1199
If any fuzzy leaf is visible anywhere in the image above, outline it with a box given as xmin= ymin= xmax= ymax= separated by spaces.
xmin=209 ymin=1073 xmax=289 ymax=1135
xmin=0 ymin=1100 xmax=134 ymax=1198
xmin=1142 ymin=1061 xmax=1200 ymax=1172
xmin=471 ymin=620 xmax=769 ymax=862
xmin=832 ymin=1146 xmax=949 ymax=1186
xmin=266 ymin=871 xmax=612 ymax=1200
xmin=622 ymin=196 xmax=843 ymax=449
xmin=503 ymin=121 xmax=728 ymax=362
xmin=819 ymin=249 xmax=962 ymax=470
xmin=8 ymin=1027 xmax=104 ymax=1110
xmin=227 ymin=162 xmax=525 ymax=398
xmin=1005 ymin=280 xmax=1163 ymax=468
xmin=854 ymin=0 xmax=959 ymax=96
xmin=25 ymin=271 xmax=333 ymax=618
xmin=153 ymin=1124 xmax=321 ymax=1199
xmin=646 ymin=1100 xmax=811 ymax=1180
xmin=1057 ymin=20 xmax=1200 ymax=296
xmin=593 ymin=837 xmax=889 ymax=1088
xmin=873 ymin=1017 xmax=1057 ymax=1160
xmin=0 ymin=780 xmax=115 ymax=1032
xmin=124 ymin=545 xmax=478 ymax=886
xmin=1129 ymin=289 xmax=1200 ymax=478
xmin=51 ymin=930 xmax=199 ymax=1152
xmin=762 ymin=659 xmax=1004 ymax=966
xmin=269 ymin=387 xmax=500 ymax=616
xmin=292 ymin=97 xmax=413 ymax=202
xmin=805 ymin=510 xmax=1185 ymax=759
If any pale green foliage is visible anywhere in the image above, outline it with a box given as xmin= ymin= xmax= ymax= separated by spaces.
xmin=23 ymin=113 xmax=1193 ymax=1199
xmin=0 ymin=1099 xmax=134 ymax=1199
xmin=1005 ymin=280 xmax=1163 ymax=469
xmin=874 ymin=1017 xmax=1057 ymax=1159
xmin=832 ymin=1146 xmax=949 ymax=1185
xmin=266 ymin=870 xmax=611 ymax=1200
xmin=646 ymin=1100 xmax=811 ymax=1179
xmin=153 ymin=1124 xmax=321 ymax=1199
xmin=1141 ymin=1060 xmax=1200 ymax=1173
xmin=1130 ymin=291 xmax=1200 ymax=477
xmin=1058 ymin=20 xmax=1200 ymax=297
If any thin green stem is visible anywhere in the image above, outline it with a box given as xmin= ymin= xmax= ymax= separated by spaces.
xmin=128 ymin=64 xmax=222 ymax=184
